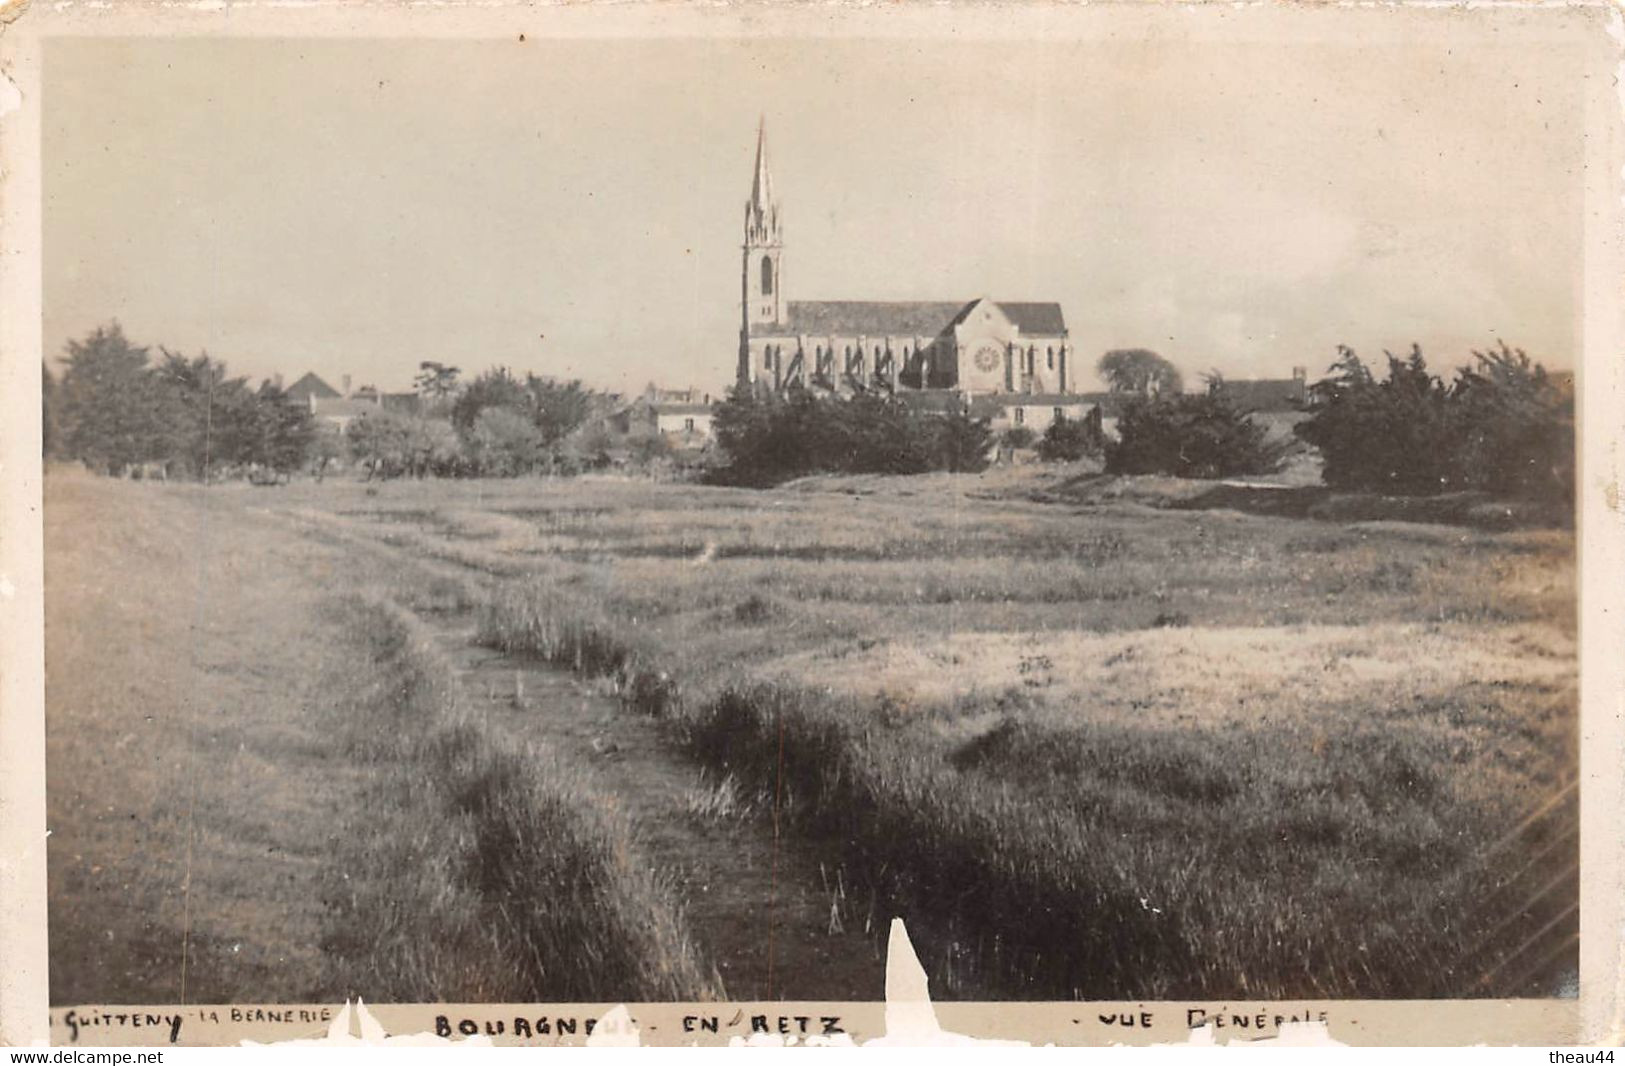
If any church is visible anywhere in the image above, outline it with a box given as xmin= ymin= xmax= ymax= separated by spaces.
xmin=736 ymin=121 xmax=1081 ymax=412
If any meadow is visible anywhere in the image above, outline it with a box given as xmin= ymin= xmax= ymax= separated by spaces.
xmin=45 ymin=465 xmax=1577 ymax=1002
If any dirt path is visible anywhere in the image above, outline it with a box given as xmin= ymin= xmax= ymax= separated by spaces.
xmin=280 ymin=505 xmax=887 ymax=1000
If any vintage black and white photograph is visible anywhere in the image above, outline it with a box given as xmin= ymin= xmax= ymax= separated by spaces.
xmin=8 ymin=3 xmax=1615 ymax=1041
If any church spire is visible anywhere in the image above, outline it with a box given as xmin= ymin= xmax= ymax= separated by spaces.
xmin=745 ymin=115 xmax=780 ymax=245
xmin=750 ymin=115 xmax=775 ymax=210
xmin=741 ymin=116 xmax=785 ymax=365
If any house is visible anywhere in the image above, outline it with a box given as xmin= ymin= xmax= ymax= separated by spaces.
xmin=1216 ymin=368 xmax=1308 ymax=412
xmin=611 ymin=384 xmax=718 ymax=448
xmin=281 ymin=372 xmax=417 ymax=433
xmin=975 ymin=393 xmax=1097 ymax=434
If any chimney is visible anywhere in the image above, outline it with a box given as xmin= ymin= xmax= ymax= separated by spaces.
xmin=341 ymin=374 xmax=352 ymax=397
xmin=272 ymin=372 xmax=284 ymax=389
xmin=1292 ymin=366 xmax=1307 ymax=383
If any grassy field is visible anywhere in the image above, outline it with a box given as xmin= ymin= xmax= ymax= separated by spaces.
xmin=45 ymin=472 xmax=717 ymax=1004
xmin=46 ymin=466 xmax=1577 ymax=1002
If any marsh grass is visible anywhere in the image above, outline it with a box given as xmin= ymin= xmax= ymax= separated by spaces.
xmin=320 ymin=597 xmax=719 ymax=1001
xmin=455 ymin=476 xmax=1576 ymax=1000
xmin=242 ymin=472 xmax=1579 ymax=999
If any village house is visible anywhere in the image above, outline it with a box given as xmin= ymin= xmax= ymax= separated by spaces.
xmin=1217 ymin=367 xmax=1309 ymax=413
xmin=283 ymin=372 xmax=417 ymax=434
xmin=611 ymin=384 xmax=717 ymax=448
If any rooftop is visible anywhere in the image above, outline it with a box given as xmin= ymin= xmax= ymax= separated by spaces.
xmin=754 ymin=300 xmax=1068 ymax=339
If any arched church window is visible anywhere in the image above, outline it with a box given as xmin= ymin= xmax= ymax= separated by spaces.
xmin=761 ymin=256 xmax=774 ymax=296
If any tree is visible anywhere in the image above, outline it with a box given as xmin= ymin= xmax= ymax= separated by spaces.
xmin=1037 ymin=410 xmax=1105 ymax=462
xmin=711 ymin=386 xmax=984 ymax=485
xmin=927 ymin=410 xmax=995 ymax=473
xmin=54 ymin=323 xmax=169 ymax=474
xmin=413 ymin=361 xmax=463 ymax=417
xmin=414 ymin=361 xmax=462 ymax=399
xmin=252 ymin=381 xmax=317 ymax=474
xmin=151 ymin=348 xmax=249 ymax=476
xmin=1447 ymin=341 xmax=1573 ymax=503
xmin=467 ymin=407 xmax=546 ymax=476
xmin=1107 ymin=392 xmax=1285 ymax=478
xmin=1294 ymin=341 xmax=1573 ymax=501
xmin=524 ymin=375 xmax=596 ymax=446
xmin=451 ymin=367 xmax=529 ymax=433
xmin=346 ymin=409 xmax=420 ymax=480
xmin=1098 ymin=349 xmax=1183 ymax=398
xmin=1294 ymin=345 xmax=1457 ymax=494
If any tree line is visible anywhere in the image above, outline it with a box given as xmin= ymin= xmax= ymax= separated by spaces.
xmin=43 ymin=324 xmax=315 ymax=478
xmin=706 ymin=342 xmax=1573 ymax=500
xmin=1293 ymin=342 xmax=1573 ymax=502
xmin=45 ymin=323 xmax=1572 ymax=503
xmin=42 ymin=323 xmax=618 ymax=481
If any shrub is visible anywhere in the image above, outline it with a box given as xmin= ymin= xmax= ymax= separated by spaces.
xmin=1294 ymin=346 xmax=1456 ymax=494
xmin=1106 ymin=393 xmax=1285 ymax=478
xmin=1036 ymin=412 xmax=1105 ymax=462
xmin=1295 ymin=342 xmax=1574 ymax=502
xmin=923 ymin=410 xmax=995 ymax=474
xmin=347 ymin=409 xmax=461 ymax=480
xmin=1446 ymin=342 xmax=1574 ymax=503
xmin=999 ymin=426 xmax=1036 ymax=451
xmin=710 ymin=387 xmax=990 ymax=485
xmin=467 ymin=407 xmax=546 ymax=476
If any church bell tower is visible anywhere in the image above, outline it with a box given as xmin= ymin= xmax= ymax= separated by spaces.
xmin=739 ymin=118 xmax=783 ymax=384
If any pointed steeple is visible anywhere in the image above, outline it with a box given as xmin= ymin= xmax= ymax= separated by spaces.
xmin=745 ymin=115 xmax=781 ymax=246
xmin=750 ymin=115 xmax=774 ymax=209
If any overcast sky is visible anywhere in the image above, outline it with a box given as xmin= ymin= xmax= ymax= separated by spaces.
xmin=44 ymin=31 xmax=1583 ymax=395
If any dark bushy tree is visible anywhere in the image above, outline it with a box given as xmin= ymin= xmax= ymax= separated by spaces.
xmin=252 ymin=381 xmax=317 ymax=474
xmin=1295 ymin=342 xmax=1572 ymax=502
xmin=1036 ymin=411 xmax=1105 ymax=462
xmin=1293 ymin=345 xmax=1455 ymax=494
xmin=1106 ymin=392 xmax=1285 ymax=478
xmin=54 ymin=324 xmax=169 ymax=474
xmin=1445 ymin=341 xmax=1573 ymax=503
xmin=413 ymin=361 xmax=462 ymax=413
xmin=711 ymin=387 xmax=990 ymax=486
xmin=451 ymin=367 xmax=529 ymax=433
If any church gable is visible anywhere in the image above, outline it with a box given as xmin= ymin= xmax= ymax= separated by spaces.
xmin=951 ymin=299 xmax=1020 ymax=392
